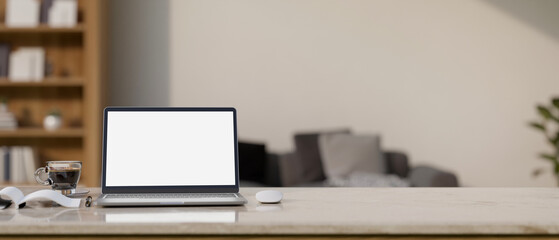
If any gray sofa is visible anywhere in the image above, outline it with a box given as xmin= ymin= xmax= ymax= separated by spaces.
xmin=244 ymin=151 xmax=459 ymax=187
xmin=239 ymin=133 xmax=459 ymax=187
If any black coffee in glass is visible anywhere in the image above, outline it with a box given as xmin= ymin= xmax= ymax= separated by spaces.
xmin=35 ymin=161 xmax=82 ymax=195
xmin=48 ymin=168 xmax=81 ymax=190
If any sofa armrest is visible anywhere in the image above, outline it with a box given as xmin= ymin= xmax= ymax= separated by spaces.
xmin=264 ymin=153 xmax=282 ymax=187
xmin=409 ymin=166 xmax=459 ymax=187
xmin=275 ymin=152 xmax=306 ymax=187
xmin=383 ymin=151 xmax=410 ymax=178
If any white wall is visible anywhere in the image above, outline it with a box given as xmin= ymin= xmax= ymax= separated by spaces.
xmin=112 ymin=0 xmax=559 ymax=187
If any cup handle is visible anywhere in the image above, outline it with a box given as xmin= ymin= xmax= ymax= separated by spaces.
xmin=34 ymin=167 xmax=51 ymax=186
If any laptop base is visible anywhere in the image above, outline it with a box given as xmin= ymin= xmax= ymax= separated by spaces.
xmin=96 ymin=193 xmax=247 ymax=207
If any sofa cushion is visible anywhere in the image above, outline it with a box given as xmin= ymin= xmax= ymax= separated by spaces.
xmin=318 ymin=134 xmax=385 ymax=178
xmin=294 ymin=129 xmax=350 ymax=183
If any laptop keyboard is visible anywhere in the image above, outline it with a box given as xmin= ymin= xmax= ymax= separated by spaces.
xmin=105 ymin=193 xmax=237 ymax=199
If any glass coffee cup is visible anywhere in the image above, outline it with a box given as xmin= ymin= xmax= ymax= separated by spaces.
xmin=34 ymin=161 xmax=82 ymax=195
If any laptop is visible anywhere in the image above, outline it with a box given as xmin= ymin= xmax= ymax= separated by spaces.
xmin=96 ymin=107 xmax=247 ymax=206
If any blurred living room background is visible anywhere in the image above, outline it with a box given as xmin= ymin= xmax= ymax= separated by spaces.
xmin=1 ymin=0 xmax=558 ymax=188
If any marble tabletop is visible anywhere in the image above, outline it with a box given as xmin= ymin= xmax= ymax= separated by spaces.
xmin=1 ymin=187 xmax=559 ymax=235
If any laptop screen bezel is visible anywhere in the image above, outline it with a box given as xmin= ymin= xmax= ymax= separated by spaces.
xmin=101 ymin=107 xmax=240 ymax=194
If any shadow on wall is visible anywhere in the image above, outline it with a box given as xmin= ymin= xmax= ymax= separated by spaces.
xmin=108 ymin=0 xmax=170 ymax=106
xmin=482 ymin=0 xmax=559 ymax=42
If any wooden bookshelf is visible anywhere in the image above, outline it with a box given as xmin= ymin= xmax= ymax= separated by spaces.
xmin=0 ymin=0 xmax=107 ymax=187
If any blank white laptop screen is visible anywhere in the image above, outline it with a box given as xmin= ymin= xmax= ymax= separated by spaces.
xmin=105 ymin=111 xmax=236 ymax=186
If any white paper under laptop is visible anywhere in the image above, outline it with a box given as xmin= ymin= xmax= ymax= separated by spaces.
xmin=96 ymin=107 xmax=247 ymax=207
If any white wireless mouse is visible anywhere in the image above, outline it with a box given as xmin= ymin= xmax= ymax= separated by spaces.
xmin=255 ymin=190 xmax=283 ymax=204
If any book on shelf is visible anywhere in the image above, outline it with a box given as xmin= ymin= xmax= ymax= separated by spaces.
xmin=9 ymin=47 xmax=45 ymax=82
xmin=40 ymin=0 xmax=55 ymax=24
xmin=49 ymin=0 xmax=78 ymax=27
xmin=5 ymin=0 xmax=41 ymax=28
xmin=0 ymin=146 xmax=37 ymax=183
xmin=0 ymin=112 xmax=18 ymax=130
xmin=0 ymin=44 xmax=10 ymax=78
xmin=5 ymin=0 xmax=78 ymax=28
xmin=1 ymin=146 xmax=9 ymax=181
xmin=0 ymin=102 xmax=17 ymax=129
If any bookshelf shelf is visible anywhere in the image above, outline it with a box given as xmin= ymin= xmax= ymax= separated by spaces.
xmin=0 ymin=24 xmax=84 ymax=33
xmin=0 ymin=78 xmax=83 ymax=87
xmin=0 ymin=128 xmax=83 ymax=138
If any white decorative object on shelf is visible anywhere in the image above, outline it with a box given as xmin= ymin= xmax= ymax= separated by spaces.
xmin=9 ymin=47 xmax=45 ymax=82
xmin=5 ymin=0 xmax=40 ymax=27
xmin=48 ymin=0 xmax=77 ymax=27
xmin=43 ymin=112 xmax=62 ymax=131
